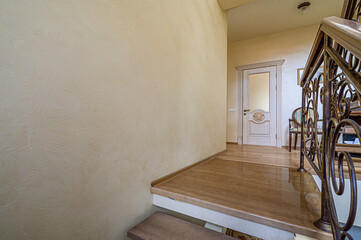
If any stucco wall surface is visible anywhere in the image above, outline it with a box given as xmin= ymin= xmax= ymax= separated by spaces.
xmin=0 ymin=1 xmax=227 ymax=239
xmin=227 ymin=25 xmax=318 ymax=145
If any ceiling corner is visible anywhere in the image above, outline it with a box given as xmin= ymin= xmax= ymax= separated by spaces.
xmin=217 ymin=0 xmax=255 ymax=10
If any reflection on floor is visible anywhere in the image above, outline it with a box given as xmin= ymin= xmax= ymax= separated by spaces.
xmin=221 ymin=144 xmax=313 ymax=170
xmin=151 ymin=144 xmax=332 ymax=240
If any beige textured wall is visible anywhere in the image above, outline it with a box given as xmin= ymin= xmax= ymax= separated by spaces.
xmin=227 ymin=25 xmax=318 ymax=144
xmin=0 ymin=1 xmax=227 ymax=239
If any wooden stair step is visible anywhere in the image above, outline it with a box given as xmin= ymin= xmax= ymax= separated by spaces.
xmin=127 ymin=212 xmax=236 ymax=240
xmin=343 ymin=126 xmax=357 ymax=134
xmin=342 ymin=125 xmax=361 ymax=134
xmin=335 ymin=144 xmax=361 ymax=154
xmin=336 ymin=162 xmax=361 ymax=172
xmin=350 ymin=101 xmax=361 ymax=111
xmin=352 ymin=157 xmax=361 ymax=163
xmin=308 ymin=163 xmax=361 ymax=179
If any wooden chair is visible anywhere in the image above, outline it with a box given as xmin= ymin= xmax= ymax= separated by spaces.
xmin=288 ymin=107 xmax=322 ymax=152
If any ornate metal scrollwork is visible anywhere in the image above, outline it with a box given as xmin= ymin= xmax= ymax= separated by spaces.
xmin=351 ymin=0 xmax=361 ymax=22
xmin=303 ymin=42 xmax=361 ymax=238
xmin=300 ymin=17 xmax=361 ymax=238
xmin=324 ymin=51 xmax=361 ymax=239
xmin=325 ymin=118 xmax=360 ymax=240
xmin=302 ymin=73 xmax=323 ymax=175
xmin=330 ymin=73 xmax=358 ymax=121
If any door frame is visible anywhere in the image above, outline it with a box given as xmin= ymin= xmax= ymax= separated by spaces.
xmin=236 ymin=59 xmax=284 ymax=148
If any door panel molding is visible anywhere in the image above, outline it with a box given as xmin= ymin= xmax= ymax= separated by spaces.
xmin=236 ymin=60 xmax=284 ymax=148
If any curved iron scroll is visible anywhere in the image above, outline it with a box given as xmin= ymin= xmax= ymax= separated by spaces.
xmin=325 ymin=48 xmax=361 ymax=239
xmin=299 ymin=7 xmax=361 ymax=238
xmin=325 ymin=118 xmax=360 ymax=240
xmin=302 ymin=73 xmax=323 ymax=177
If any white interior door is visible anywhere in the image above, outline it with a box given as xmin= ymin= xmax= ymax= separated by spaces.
xmin=242 ymin=67 xmax=277 ymax=146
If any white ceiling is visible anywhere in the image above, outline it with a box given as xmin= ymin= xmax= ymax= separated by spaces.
xmin=217 ymin=0 xmax=255 ymax=10
xmin=228 ymin=0 xmax=344 ymax=42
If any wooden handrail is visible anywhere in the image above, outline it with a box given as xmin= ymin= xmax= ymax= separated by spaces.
xmin=300 ymin=0 xmax=361 ymax=87
xmin=300 ymin=27 xmax=324 ymax=87
xmin=301 ymin=16 xmax=361 ymax=87
xmin=322 ymin=17 xmax=361 ymax=59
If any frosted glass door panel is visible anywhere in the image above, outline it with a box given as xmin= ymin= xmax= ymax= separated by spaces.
xmin=249 ymin=72 xmax=270 ymax=111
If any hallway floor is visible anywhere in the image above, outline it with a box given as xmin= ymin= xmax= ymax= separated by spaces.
xmin=151 ymin=144 xmax=332 ymax=240
xmin=221 ymin=144 xmax=309 ymax=169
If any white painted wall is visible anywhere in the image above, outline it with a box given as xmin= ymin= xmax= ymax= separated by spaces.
xmin=227 ymin=25 xmax=319 ymax=145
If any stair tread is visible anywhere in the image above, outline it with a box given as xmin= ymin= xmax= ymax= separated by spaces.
xmin=336 ymin=144 xmax=361 ymax=154
xmin=127 ymin=212 xmax=236 ymax=240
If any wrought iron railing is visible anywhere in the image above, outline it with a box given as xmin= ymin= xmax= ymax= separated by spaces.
xmin=299 ymin=0 xmax=361 ymax=239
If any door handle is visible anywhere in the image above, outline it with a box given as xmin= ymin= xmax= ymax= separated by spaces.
xmin=244 ymin=109 xmax=250 ymax=112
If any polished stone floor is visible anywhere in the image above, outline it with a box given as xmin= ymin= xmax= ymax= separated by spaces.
xmin=151 ymin=144 xmax=332 ymax=239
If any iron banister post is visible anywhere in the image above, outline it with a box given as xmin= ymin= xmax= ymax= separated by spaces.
xmin=314 ymin=36 xmax=332 ymax=233
xmin=298 ymin=87 xmax=306 ymax=173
